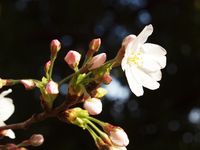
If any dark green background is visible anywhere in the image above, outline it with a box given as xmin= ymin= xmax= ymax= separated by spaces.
xmin=1 ymin=0 xmax=200 ymax=150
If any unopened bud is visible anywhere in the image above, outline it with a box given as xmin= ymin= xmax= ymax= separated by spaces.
xmin=103 ymin=124 xmax=129 ymax=147
xmin=64 ymin=50 xmax=81 ymax=70
xmin=89 ymin=38 xmax=101 ymax=52
xmin=0 ymin=78 xmax=7 ymax=89
xmin=88 ymin=53 xmax=107 ymax=70
xmin=45 ymin=60 xmax=51 ymax=73
xmin=45 ymin=80 xmax=59 ymax=94
xmin=50 ymin=39 xmax=61 ymax=56
xmin=29 ymin=134 xmax=44 ymax=147
xmin=83 ymin=98 xmax=102 ymax=115
xmin=20 ymin=80 xmax=35 ymax=90
xmin=103 ymin=73 xmax=112 ymax=84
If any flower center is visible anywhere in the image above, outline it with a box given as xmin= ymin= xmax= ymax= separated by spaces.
xmin=127 ymin=52 xmax=143 ymax=66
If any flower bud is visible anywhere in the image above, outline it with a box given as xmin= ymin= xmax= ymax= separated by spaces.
xmin=83 ymin=98 xmax=102 ymax=115
xmin=20 ymin=80 xmax=35 ymax=90
xmin=29 ymin=134 xmax=44 ymax=147
xmin=103 ymin=124 xmax=129 ymax=147
xmin=89 ymin=38 xmax=101 ymax=52
xmin=103 ymin=73 xmax=112 ymax=84
xmin=0 ymin=78 xmax=7 ymax=89
xmin=45 ymin=80 xmax=59 ymax=94
xmin=50 ymin=39 xmax=61 ymax=56
xmin=45 ymin=60 xmax=51 ymax=73
xmin=64 ymin=50 xmax=81 ymax=69
xmin=88 ymin=53 xmax=107 ymax=70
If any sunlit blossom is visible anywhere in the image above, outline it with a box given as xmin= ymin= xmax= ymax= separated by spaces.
xmin=121 ymin=24 xmax=167 ymax=96
xmin=0 ymin=89 xmax=15 ymax=139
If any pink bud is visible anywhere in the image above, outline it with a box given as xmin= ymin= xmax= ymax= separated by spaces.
xmin=103 ymin=73 xmax=112 ymax=84
xmin=83 ymin=98 xmax=102 ymax=115
xmin=20 ymin=80 xmax=35 ymax=90
xmin=45 ymin=80 xmax=59 ymax=94
xmin=45 ymin=60 xmax=51 ymax=73
xmin=89 ymin=38 xmax=101 ymax=52
xmin=29 ymin=134 xmax=44 ymax=147
xmin=108 ymin=127 xmax=129 ymax=147
xmin=88 ymin=53 xmax=107 ymax=70
xmin=64 ymin=50 xmax=81 ymax=69
xmin=50 ymin=39 xmax=61 ymax=56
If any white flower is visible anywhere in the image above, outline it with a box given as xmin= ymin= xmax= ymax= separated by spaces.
xmin=0 ymin=89 xmax=15 ymax=139
xmin=121 ymin=24 xmax=167 ymax=96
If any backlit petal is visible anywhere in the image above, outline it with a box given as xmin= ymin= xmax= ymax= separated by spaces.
xmin=136 ymin=24 xmax=153 ymax=45
xmin=142 ymin=54 xmax=162 ymax=72
xmin=135 ymin=67 xmax=160 ymax=90
xmin=149 ymin=70 xmax=162 ymax=81
xmin=125 ymin=66 xmax=144 ymax=96
xmin=142 ymin=43 xmax=167 ymax=55
xmin=0 ymin=97 xmax=14 ymax=121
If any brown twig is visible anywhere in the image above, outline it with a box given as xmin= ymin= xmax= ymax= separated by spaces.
xmin=0 ymin=99 xmax=74 ymax=131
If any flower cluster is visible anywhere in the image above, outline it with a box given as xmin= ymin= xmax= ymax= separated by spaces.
xmin=0 ymin=24 xmax=166 ymax=149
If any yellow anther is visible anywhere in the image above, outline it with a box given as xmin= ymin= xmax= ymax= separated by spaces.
xmin=127 ymin=51 xmax=143 ymax=66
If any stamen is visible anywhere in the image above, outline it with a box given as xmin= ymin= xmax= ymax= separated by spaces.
xmin=127 ymin=51 xmax=143 ymax=66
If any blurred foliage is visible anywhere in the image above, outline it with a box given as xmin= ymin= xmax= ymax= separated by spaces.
xmin=0 ymin=0 xmax=200 ymax=150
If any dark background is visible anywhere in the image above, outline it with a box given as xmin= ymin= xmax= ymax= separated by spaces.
xmin=1 ymin=0 xmax=200 ymax=150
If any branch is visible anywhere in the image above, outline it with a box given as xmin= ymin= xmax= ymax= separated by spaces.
xmin=0 ymin=99 xmax=74 ymax=131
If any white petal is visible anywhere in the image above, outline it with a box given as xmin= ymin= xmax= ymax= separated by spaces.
xmin=5 ymin=129 xmax=16 ymax=139
xmin=149 ymin=70 xmax=162 ymax=81
xmin=142 ymin=54 xmax=163 ymax=72
xmin=125 ymin=25 xmax=153 ymax=54
xmin=142 ymin=43 xmax=167 ymax=55
xmin=142 ymin=43 xmax=167 ymax=69
xmin=125 ymin=66 xmax=144 ymax=96
xmin=137 ymin=24 xmax=153 ymax=45
xmin=0 ymin=121 xmax=15 ymax=139
xmin=0 ymin=89 xmax=12 ymax=98
xmin=0 ymin=97 xmax=15 ymax=121
xmin=135 ymin=67 xmax=160 ymax=90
